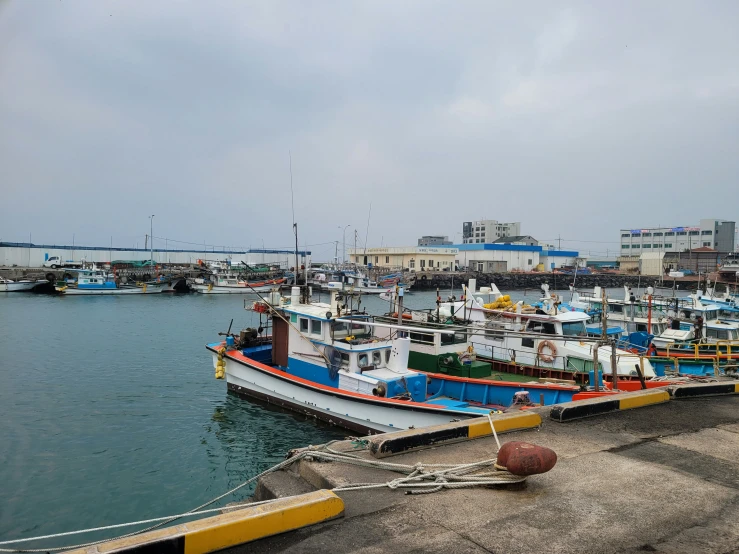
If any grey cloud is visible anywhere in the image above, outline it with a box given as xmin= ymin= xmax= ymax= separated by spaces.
xmin=1 ymin=1 xmax=737 ymax=259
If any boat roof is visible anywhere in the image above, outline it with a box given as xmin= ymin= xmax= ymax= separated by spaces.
xmin=282 ymin=302 xmax=370 ymax=322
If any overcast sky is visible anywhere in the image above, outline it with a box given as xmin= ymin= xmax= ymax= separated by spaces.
xmin=1 ymin=1 xmax=737 ymax=260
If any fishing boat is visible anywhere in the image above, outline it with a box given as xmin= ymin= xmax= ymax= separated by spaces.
xmin=0 ymin=277 xmax=46 ymax=292
xmin=718 ymin=252 xmax=739 ymax=279
xmin=206 ymin=286 xmax=580 ymax=434
xmin=324 ymin=270 xmax=388 ymax=294
xmin=56 ymin=269 xmax=169 ymax=295
xmin=190 ymin=272 xmax=288 ymax=294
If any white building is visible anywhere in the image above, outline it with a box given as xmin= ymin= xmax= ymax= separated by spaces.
xmin=462 ymin=220 xmax=521 ymax=244
xmin=619 ymin=219 xmax=736 ymax=254
xmin=0 ymin=242 xmax=310 ymax=269
xmin=349 ymin=246 xmax=458 ymax=271
xmin=455 ymin=244 xmax=582 ymax=273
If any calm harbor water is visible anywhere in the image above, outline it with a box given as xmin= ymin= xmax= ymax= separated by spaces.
xmin=0 ymin=284 xmax=651 ymax=548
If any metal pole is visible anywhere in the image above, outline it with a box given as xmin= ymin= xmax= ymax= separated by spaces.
xmin=611 ymin=341 xmax=619 ymax=390
xmin=150 ymin=215 xmax=154 ymax=264
xmin=593 ymin=342 xmax=600 ymax=392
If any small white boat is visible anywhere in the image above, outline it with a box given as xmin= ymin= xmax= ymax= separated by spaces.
xmin=190 ymin=272 xmax=288 ymax=294
xmin=0 ymin=277 xmax=44 ymax=292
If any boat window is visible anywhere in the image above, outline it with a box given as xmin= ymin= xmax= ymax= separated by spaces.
xmin=636 ymin=323 xmax=647 ymax=332
xmin=706 ymin=328 xmax=729 ymax=340
xmin=485 ymin=325 xmax=504 ymax=341
xmin=385 ymin=349 xmax=391 ymax=363
xmin=561 ymin=322 xmax=586 ymax=337
xmin=299 ymin=318 xmax=309 ymax=332
xmin=358 ymin=353 xmax=369 ymax=367
xmin=526 ymin=321 xmax=556 ymax=335
xmin=611 ymin=304 xmax=623 ymax=313
xmin=311 ymin=319 xmax=322 ymax=335
xmin=372 ymin=351 xmax=382 ymax=366
xmin=340 ymin=353 xmax=350 ymax=367
xmin=348 ymin=322 xmax=370 ymax=336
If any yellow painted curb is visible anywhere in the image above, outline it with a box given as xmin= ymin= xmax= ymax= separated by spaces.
xmin=67 ymin=490 xmax=344 ymax=554
xmin=618 ymin=390 xmax=670 ymax=410
xmin=370 ymin=411 xmax=543 ymax=458
xmin=468 ymin=412 xmax=542 ymax=438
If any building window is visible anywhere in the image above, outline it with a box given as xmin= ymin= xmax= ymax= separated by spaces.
xmin=643 ymin=233 xmax=652 ymax=237
xmin=632 ymin=245 xmax=640 ymax=249
xmin=643 ymin=244 xmax=651 ymax=248
xmin=428 ymin=259 xmax=433 ymax=267
xmin=527 ymin=259 xmax=533 ymax=265
xmin=664 ymin=243 xmax=672 ymax=248
xmin=311 ymin=320 xmax=322 ymax=335
xmin=621 ymin=233 xmax=630 ymax=238
xmin=409 ymin=259 xmax=415 ymax=269
xmin=689 ymin=231 xmax=699 ymax=236
xmin=631 ymin=232 xmax=641 ymax=236
xmin=653 ymin=232 xmax=663 ymax=237
xmin=385 ymin=256 xmax=389 ymax=263
xmin=703 ymin=242 xmax=711 ymax=247
xmin=665 ymin=232 xmax=675 ymax=236
xmin=622 ymin=245 xmax=629 ymax=249
xmin=677 ymin=231 xmax=687 ymax=236
xmin=702 ymin=230 xmax=713 ymax=235
xmin=420 ymin=260 xmax=426 ymax=268
xmin=374 ymin=256 xmax=378 ymax=264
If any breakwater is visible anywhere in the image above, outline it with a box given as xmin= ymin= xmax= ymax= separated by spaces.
xmin=410 ymin=271 xmax=704 ymax=292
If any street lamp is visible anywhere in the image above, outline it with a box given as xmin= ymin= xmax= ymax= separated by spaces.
xmin=339 ymin=225 xmax=350 ymax=265
xmin=149 ymin=215 xmax=155 ymax=264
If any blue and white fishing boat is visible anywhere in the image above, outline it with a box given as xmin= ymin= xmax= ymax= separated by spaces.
xmin=56 ymin=268 xmax=168 ymax=295
xmin=206 ymin=286 xmax=578 ymax=434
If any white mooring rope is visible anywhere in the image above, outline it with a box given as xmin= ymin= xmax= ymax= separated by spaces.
xmin=0 ymin=439 xmax=522 ymax=553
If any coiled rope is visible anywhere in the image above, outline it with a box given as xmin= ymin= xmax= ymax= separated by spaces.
xmin=0 ymin=439 xmax=521 ymax=553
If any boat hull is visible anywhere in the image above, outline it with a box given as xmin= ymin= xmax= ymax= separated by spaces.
xmin=192 ymin=283 xmax=280 ymax=294
xmin=210 ymin=347 xmax=485 ymax=434
xmin=0 ymin=281 xmax=42 ymax=292
xmin=57 ymin=283 xmax=168 ymax=295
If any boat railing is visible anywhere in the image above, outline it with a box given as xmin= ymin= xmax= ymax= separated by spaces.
xmin=664 ymin=340 xmax=739 ymax=360
xmin=471 ymin=340 xmax=578 ymax=372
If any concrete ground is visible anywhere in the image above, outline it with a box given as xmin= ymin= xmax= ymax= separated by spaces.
xmin=225 ymin=395 xmax=739 ymax=554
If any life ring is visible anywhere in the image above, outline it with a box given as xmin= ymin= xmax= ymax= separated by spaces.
xmin=537 ymin=340 xmax=557 ymax=363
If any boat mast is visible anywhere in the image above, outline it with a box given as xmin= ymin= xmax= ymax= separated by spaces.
xmin=149 ymin=214 xmax=155 ymax=266
xmin=289 ymin=151 xmax=298 ymax=284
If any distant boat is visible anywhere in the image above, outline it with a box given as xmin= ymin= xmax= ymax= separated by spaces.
xmin=56 ymin=269 xmax=168 ymax=295
xmin=0 ymin=277 xmax=45 ymax=292
xmin=719 ymin=252 xmax=739 ymax=279
xmin=190 ymin=273 xmax=288 ymax=294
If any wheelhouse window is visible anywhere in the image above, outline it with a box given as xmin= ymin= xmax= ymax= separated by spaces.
xmin=311 ymin=319 xmax=322 ymax=335
xmin=372 ymin=351 xmax=382 ymax=366
xmin=299 ymin=318 xmax=309 ymax=333
xmin=561 ymin=322 xmax=587 ymax=337
xmin=358 ymin=353 xmax=369 ymax=367
xmin=526 ymin=321 xmax=556 ymax=335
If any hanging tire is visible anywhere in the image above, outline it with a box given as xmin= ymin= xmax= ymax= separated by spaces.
xmin=46 ymin=273 xmax=56 ymax=283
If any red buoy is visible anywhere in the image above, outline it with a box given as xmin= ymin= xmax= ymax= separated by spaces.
xmin=496 ymin=441 xmax=557 ymax=476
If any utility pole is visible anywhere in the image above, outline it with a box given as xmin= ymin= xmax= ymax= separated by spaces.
xmin=150 ymin=215 xmax=155 ymax=264
xmin=558 ymin=235 xmax=561 ymax=250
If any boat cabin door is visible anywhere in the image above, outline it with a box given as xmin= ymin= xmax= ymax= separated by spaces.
xmin=272 ymin=317 xmax=289 ymax=367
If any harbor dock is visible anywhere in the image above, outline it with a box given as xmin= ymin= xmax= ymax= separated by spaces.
xmin=238 ymin=391 xmax=739 ymax=554
xmin=66 ymin=385 xmax=739 ymax=554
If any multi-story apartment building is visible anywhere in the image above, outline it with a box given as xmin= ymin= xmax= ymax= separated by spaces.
xmin=462 ymin=220 xmax=521 ymax=244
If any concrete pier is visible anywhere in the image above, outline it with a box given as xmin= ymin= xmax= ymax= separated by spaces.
xmin=233 ymin=393 xmax=739 ymax=553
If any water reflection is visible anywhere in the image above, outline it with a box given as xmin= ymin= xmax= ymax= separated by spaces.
xmin=205 ymin=392 xmax=345 ymax=500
